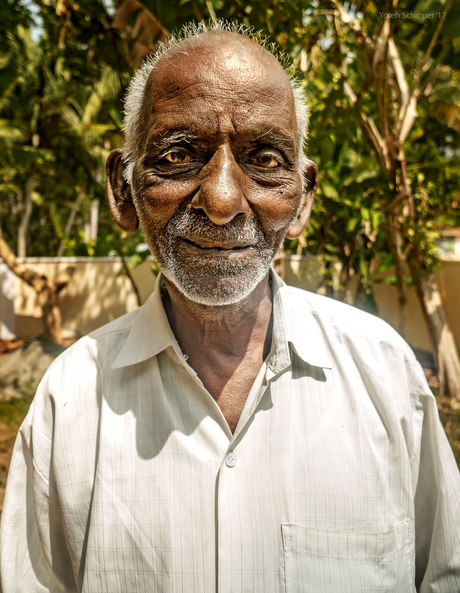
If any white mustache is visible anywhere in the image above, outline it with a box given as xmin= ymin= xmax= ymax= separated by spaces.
xmin=164 ymin=209 xmax=266 ymax=247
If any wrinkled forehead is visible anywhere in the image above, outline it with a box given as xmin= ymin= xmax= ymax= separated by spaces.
xmin=143 ymin=32 xmax=296 ymax=124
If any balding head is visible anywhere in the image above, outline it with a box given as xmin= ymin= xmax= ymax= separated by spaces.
xmin=149 ymin=31 xmax=294 ymax=112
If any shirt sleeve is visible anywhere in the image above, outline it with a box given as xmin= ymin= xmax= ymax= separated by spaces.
xmin=0 ymin=381 xmax=78 ymax=593
xmin=411 ymin=361 xmax=460 ymax=592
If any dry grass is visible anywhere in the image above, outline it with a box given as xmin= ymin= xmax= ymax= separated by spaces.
xmin=423 ymin=366 xmax=460 ymax=467
xmin=0 ymin=392 xmax=34 ymax=516
xmin=437 ymin=396 xmax=460 ymax=467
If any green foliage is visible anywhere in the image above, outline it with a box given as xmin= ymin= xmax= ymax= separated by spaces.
xmin=0 ymin=0 xmax=459 ymax=315
xmin=286 ymin=0 xmax=460 ymax=308
xmin=0 ymin=1 xmax=126 ymax=256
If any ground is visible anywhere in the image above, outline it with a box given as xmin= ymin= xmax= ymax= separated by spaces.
xmin=0 ymin=338 xmax=67 ymax=516
xmin=1 ymin=340 xmax=460 ymax=518
xmin=0 ymin=392 xmax=34 ymax=516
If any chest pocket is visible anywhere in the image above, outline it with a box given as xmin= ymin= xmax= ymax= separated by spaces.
xmin=282 ymin=520 xmax=413 ymax=593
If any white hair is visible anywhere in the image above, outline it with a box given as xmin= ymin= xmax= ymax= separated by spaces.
xmin=122 ymin=20 xmax=310 ymax=188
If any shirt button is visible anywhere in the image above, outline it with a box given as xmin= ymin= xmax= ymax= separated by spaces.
xmin=225 ymin=452 xmax=237 ymax=468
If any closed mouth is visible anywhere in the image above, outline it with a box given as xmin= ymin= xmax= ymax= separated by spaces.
xmin=181 ymin=238 xmax=251 ymax=250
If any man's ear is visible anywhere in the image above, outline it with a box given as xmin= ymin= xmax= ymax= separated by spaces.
xmin=106 ymin=149 xmax=139 ymax=232
xmin=285 ymin=159 xmax=318 ymax=240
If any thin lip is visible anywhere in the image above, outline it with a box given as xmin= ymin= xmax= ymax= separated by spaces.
xmin=180 ymin=237 xmax=253 ymax=250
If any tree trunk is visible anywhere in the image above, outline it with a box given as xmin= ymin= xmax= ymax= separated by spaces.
xmin=57 ymin=192 xmax=84 ymax=257
xmin=387 ymin=211 xmax=407 ymax=337
xmin=115 ymin=240 xmax=142 ymax=308
xmin=324 ymin=259 xmax=335 ymax=298
xmin=17 ymin=163 xmax=36 ymax=258
xmin=43 ymin=302 xmax=63 ymax=344
xmin=0 ymin=228 xmax=74 ymax=344
xmin=410 ymin=259 xmax=460 ymax=399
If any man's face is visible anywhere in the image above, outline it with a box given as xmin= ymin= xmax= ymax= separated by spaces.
xmin=130 ymin=33 xmax=307 ymax=305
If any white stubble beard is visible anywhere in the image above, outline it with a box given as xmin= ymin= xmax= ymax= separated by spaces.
xmin=142 ymin=208 xmax=285 ymax=306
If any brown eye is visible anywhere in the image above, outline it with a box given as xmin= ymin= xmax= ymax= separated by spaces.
xmin=252 ymin=154 xmax=281 ymax=168
xmin=165 ymin=151 xmax=191 ymax=164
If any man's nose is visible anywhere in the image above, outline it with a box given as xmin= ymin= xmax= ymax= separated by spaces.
xmin=191 ymin=145 xmax=250 ymax=225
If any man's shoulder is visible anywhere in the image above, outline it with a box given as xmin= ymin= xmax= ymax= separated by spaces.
xmin=87 ymin=306 xmax=140 ymax=341
xmin=282 ymin=285 xmax=432 ymax=404
xmin=43 ymin=307 xmax=141 ymax=380
xmin=283 ymin=284 xmax=415 ymax=361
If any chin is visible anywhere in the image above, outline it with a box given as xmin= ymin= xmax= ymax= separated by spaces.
xmin=144 ymin=217 xmax=281 ymax=306
xmin=160 ymin=258 xmax=272 ymax=306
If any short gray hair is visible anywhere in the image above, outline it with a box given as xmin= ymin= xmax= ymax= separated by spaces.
xmin=122 ymin=20 xmax=309 ymax=188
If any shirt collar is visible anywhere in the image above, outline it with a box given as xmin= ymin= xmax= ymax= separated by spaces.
xmin=112 ymin=273 xmax=176 ymax=369
xmin=112 ymin=268 xmax=332 ymax=371
xmin=270 ymin=268 xmax=333 ymax=372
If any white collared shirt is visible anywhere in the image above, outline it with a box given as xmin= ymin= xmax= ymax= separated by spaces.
xmin=2 ymin=270 xmax=460 ymax=592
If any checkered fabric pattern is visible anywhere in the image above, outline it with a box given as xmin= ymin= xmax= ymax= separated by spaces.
xmin=1 ymin=269 xmax=460 ymax=592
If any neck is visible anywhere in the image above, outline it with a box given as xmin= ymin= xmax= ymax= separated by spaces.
xmin=162 ymin=273 xmax=273 ymax=361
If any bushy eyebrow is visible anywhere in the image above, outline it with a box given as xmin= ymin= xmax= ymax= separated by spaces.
xmin=252 ymin=128 xmax=296 ymax=152
xmin=152 ymin=130 xmax=200 ymax=148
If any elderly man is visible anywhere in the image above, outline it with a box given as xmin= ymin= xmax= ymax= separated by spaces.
xmin=2 ymin=21 xmax=460 ymax=593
